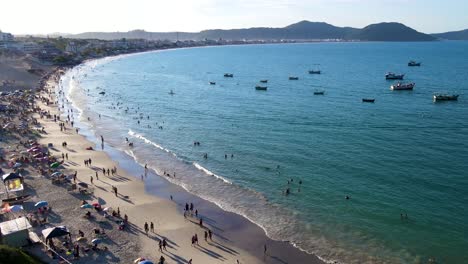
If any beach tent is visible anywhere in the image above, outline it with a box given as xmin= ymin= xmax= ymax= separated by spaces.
xmin=2 ymin=172 xmax=24 ymax=192
xmin=0 ymin=217 xmax=32 ymax=247
xmin=42 ymin=226 xmax=70 ymax=240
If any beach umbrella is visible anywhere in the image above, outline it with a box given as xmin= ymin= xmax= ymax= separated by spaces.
xmin=81 ymin=204 xmax=93 ymax=209
xmin=134 ymin=258 xmax=145 ymax=263
xmin=78 ymin=182 xmax=88 ymax=188
xmin=50 ymin=162 xmax=60 ymax=168
xmin=51 ymin=172 xmax=62 ymax=177
xmin=35 ymin=201 xmax=48 ymax=207
xmin=139 ymin=260 xmax=153 ymax=264
xmin=92 ymin=202 xmax=100 ymax=207
xmin=75 ymin=237 xmax=87 ymax=242
xmin=103 ymin=207 xmax=112 ymax=212
xmin=91 ymin=238 xmax=102 ymax=245
xmin=9 ymin=205 xmax=24 ymax=212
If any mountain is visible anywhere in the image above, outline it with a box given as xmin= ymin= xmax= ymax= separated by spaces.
xmin=431 ymin=29 xmax=468 ymax=40
xmin=64 ymin=21 xmax=435 ymax=42
xmin=351 ymin=22 xmax=436 ymax=41
xmin=198 ymin=21 xmax=358 ymax=40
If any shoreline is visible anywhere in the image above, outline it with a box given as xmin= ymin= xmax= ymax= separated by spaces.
xmin=53 ymin=54 xmax=325 ymax=263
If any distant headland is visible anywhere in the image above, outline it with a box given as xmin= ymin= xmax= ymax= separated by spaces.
xmin=50 ymin=21 xmax=439 ymax=42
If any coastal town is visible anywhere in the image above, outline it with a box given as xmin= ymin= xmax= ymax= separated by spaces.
xmin=0 ymin=29 xmax=317 ymax=264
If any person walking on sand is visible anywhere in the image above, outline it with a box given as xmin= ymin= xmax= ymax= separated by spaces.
xmin=194 ymin=234 xmax=199 ymax=245
xmin=95 ymin=171 xmax=98 ymax=180
xmin=90 ymin=176 xmax=93 ymax=185
xmin=158 ymin=240 xmax=163 ymax=252
xmin=159 ymin=255 xmax=165 ymax=264
xmin=204 ymin=230 xmax=208 ymax=241
xmin=199 ymin=218 xmax=203 ymax=227
xmin=208 ymin=229 xmax=213 ymax=241
xmin=162 ymin=238 xmax=167 ymax=250
xmin=150 ymin=222 xmax=154 ymax=233
xmin=264 ymin=244 xmax=267 ymax=255
xmin=144 ymin=222 xmax=149 ymax=235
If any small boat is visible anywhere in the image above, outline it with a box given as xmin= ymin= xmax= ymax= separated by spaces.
xmin=168 ymin=90 xmax=175 ymax=95
xmin=433 ymin=94 xmax=459 ymax=102
xmin=260 ymin=80 xmax=268 ymax=83
xmin=289 ymin=76 xmax=299 ymax=80
xmin=308 ymin=70 xmax=321 ymax=74
xmin=408 ymin=61 xmax=421 ymax=66
xmin=255 ymin=85 xmax=267 ymax=91
xmin=385 ymin=72 xmax=405 ymax=80
xmin=362 ymin=98 xmax=375 ymax=103
xmin=98 ymin=91 xmax=105 ymax=95
xmin=209 ymin=82 xmax=216 ymax=85
xmin=390 ymin=82 xmax=415 ymax=90
xmin=224 ymin=73 xmax=234 ymax=78
xmin=313 ymin=91 xmax=325 ymax=95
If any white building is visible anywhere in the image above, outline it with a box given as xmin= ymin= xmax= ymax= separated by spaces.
xmin=0 ymin=31 xmax=14 ymax=42
xmin=21 ymin=42 xmax=41 ymax=53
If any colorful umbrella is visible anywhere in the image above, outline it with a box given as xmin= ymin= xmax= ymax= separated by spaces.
xmin=35 ymin=201 xmax=48 ymax=207
xmin=91 ymin=238 xmax=102 ymax=244
xmin=92 ymin=202 xmax=100 ymax=207
xmin=50 ymin=162 xmax=60 ymax=168
xmin=9 ymin=205 xmax=24 ymax=212
xmin=139 ymin=260 xmax=153 ymax=264
xmin=51 ymin=172 xmax=62 ymax=177
xmin=81 ymin=204 xmax=93 ymax=209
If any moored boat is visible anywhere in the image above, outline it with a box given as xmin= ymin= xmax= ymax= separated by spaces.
xmin=308 ymin=70 xmax=321 ymax=74
xmin=224 ymin=73 xmax=234 ymax=78
xmin=362 ymin=98 xmax=375 ymax=103
xmin=408 ymin=61 xmax=421 ymax=66
xmin=260 ymin=80 xmax=268 ymax=83
xmin=209 ymin=82 xmax=216 ymax=85
xmin=390 ymin=82 xmax=415 ymax=90
xmin=385 ymin=72 xmax=405 ymax=80
xmin=433 ymin=94 xmax=459 ymax=102
xmin=255 ymin=85 xmax=267 ymax=91
xmin=289 ymin=76 xmax=299 ymax=80
xmin=169 ymin=90 xmax=175 ymax=95
xmin=313 ymin=91 xmax=325 ymax=95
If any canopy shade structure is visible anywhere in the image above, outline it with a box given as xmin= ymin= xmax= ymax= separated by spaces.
xmin=2 ymin=172 xmax=22 ymax=182
xmin=2 ymin=172 xmax=24 ymax=192
xmin=42 ymin=226 xmax=70 ymax=240
xmin=0 ymin=217 xmax=32 ymax=247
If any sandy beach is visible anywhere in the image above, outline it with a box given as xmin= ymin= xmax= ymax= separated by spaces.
xmin=1 ymin=56 xmax=324 ymax=264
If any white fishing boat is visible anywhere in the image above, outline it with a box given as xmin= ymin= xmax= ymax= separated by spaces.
xmin=390 ymin=82 xmax=415 ymax=90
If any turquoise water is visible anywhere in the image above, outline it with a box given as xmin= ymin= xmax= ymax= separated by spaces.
xmin=64 ymin=42 xmax=468 ymax=263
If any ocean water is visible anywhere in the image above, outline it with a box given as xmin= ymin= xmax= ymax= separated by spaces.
xmin=61 ymin=42 xmax=468 ymax=264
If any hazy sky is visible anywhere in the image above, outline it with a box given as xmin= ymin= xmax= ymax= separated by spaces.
xmin=1 ymin=0 xmax=467 ymax=34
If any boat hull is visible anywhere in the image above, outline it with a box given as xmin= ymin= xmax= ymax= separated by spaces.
xmin=391 ymin=83 xmax=415 ymax=90
xmin=433 ymin=95 xmax=459 ymax=101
